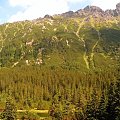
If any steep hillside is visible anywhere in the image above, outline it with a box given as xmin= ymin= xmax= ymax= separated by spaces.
xmin=0 ymin=3 xmax=120 ymax=71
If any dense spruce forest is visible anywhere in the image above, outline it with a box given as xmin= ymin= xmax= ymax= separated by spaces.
xmin=0 ymin=66 xmax=120 ymax=119
xmin=0 ymin=2 xmax=120 ymax=120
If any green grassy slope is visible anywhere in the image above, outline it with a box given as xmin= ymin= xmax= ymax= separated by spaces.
xmin=0 ymin=16 xmax=119 ymax=71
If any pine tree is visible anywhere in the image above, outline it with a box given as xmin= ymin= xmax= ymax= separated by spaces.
xmin=97 ymin=91 xmax=107 ymax=120
xmin=49 ymin=94 xmax=63 ymax=120
xmin=1 ymin=95 xmax=17 ymax=120
xmin=86 ymin=89 xmax=98 ymax=120
xmin=74 ymin=99 xmax=85 ymax=120
xmin=114 ymin=79 xmax=120 ymax=120
xmin=62 ymin=100 xmax=75 ymax=120
xmin=73 ymin=93 xmax=86 ymax=120
xmin=106 ymin=80 xmax=120 ymax=120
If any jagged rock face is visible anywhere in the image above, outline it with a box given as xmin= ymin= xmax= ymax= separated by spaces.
xmin=75 ymin=9 xmax=86 ymax=17
xmin=83 ymin=6 xmax=103 ymax=13
xmin=75 ymin=6 xmax=105 ymax=18
xmin=61 ymin=3 xmax=120 ymax=18
xmin=116 ymin=3 xmax=120 ymax=11
xmin=105 ymin=10 xmax=116 ymax=16
xmin=116 ymin=3 xmax=120 ymax=15
xmin=105 ymin=2 xmax=120 ymax=16
xmin=61 ymin=11 xmax=75 ymax=18
xmin=44 ymin=14 xmax=53 ymax=19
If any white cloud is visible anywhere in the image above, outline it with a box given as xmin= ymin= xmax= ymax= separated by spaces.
xmin=9 ymin=0 xmax=35 ymax=7
xmin=66 ymin=0 xmax=84 ymax=2
xmin=9 ymin=0 xmax=84 ymax=6
xmin=8 ymin=0 xmax=69 ymax=22
xmin=90 ymin=0 xmax=120 ymax=10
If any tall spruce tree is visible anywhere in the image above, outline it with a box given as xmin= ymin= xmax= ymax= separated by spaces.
xmin=49 ymin=94 xmax=63 ymax=120
xmin=0 ymin=92 xmax=16 ymax=120
xmin=86 ymin=89 xmax=98 ymax=120
xmin=106 ymin=80 xmax=120 ymax=120
xmin=97 ymin=91 xmax=107 ymax=120
xmin=74 ymin=97 xmax=85 ymax=120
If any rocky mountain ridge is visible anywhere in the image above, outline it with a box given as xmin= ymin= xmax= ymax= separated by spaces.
xmin=61 ymin=2 xmax=120 ymax=18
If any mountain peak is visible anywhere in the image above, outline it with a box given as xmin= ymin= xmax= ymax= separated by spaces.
xmin=44 ymin=14 xmax=53 ymax=19
xmin=116 ymin=2 xmax=120 ymax=10
xmin=84 ymin=5 xmax=103 ymax=12
xmin=105 ymin=2 xmax=120 ymax=17
xmin=61 ymin=3 xmax=120 ymax=18
xmin=116 ymin=2 xmax=120 ymax=15
xmin=61 ymin=11 xmax=74 ymax=17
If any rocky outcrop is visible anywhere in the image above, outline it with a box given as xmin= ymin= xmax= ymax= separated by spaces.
xmin=116 ymin=2 xmax=120 ymax=15
xmin=76 ymin=6 xmax=105 ymax=18
xmin=61 ymin=11 xmax=75 ymax=18
xmin=105 ymin=10 xmax=116 ymax=16
xmin=60 ymin=2 xmax=120 ymax=18
xmin=83 ymin=6 xmax=103 ymax=13
xmin=34 ymin=2 xmax=120 ymax=22
xmin=105 ymin=2 xmax=120 ymax=16
xmin=44 ymin=14 xmax=53 ymax=19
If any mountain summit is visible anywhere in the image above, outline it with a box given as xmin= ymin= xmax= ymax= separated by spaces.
xmin=61 ymin=2 xmax=120 ymax=18
xmin=105 ymin=2 xmax=120 ymax=16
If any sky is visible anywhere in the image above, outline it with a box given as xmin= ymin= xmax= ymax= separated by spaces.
xmin=0 ymin=0 xmax=119 ymax=24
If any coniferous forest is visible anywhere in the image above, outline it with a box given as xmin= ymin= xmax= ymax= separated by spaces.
xmin=0 ymin=66 xmax=120 ymax=119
